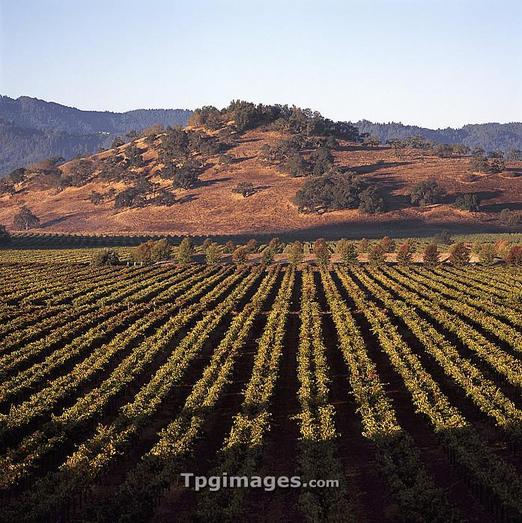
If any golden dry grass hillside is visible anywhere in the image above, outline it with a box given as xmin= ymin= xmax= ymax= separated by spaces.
xmin=0 ymin=124 xmax=521 ymax=237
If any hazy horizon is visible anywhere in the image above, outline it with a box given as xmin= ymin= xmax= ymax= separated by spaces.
xmin=3 ymin=92 xmax=522 ymax=131
xmin=1 ymin=0 xmax=521 ymax=128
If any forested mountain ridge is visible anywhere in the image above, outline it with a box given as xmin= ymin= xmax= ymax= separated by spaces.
xmin=355 ymin=120 xmax=522 ymax=153
xmin=0 ymin=96 xmax=192 ymax=176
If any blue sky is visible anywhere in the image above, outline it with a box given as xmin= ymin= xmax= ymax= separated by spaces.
xmin=0 ymin=0 xmax=521 ymax=127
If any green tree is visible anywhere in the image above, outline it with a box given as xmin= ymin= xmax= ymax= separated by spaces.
xmin=313 ymin=238 xmax=330 ymax=266
xmin=261 ymin=247 xmax=275 ymax=265
xmin=448 ymin=242 xmax=470 ymax=266
xmin=92 ymin=249 xmax=120 ymax=266
xmin=287 ymin=241 xmax=304 ymax=266
xmin=151 ymin=238 xmax=172 ymax=261
xmin=336 ymin=239 xmax=358 ymax=265
xmin=359 ymin=238 xmax=370 ymax=253
xmin=478 ymin=244 xmax=496 ymax=266
xmin=454 ymin=193 xmax=480 ymax=212
xmin=13 ymin=207 xmax=40 ymax=230
xmin=233 ymin=182 xmax=256 ymax=197
xmin=410 ymin=180 xmax=445 ymax=206
xmin=177 ymin=238 xmax=194 ymax=264
xmin=423 ymin=243 xmax=439 ymax=266
xmin=205 ymin=242 xmax=221 ymax=265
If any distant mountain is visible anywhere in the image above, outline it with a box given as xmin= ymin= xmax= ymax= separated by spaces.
xmin=0 ymin=96 xmax=192 ymax=176
xmin=355 ymin=120 xmax=522 ymax=153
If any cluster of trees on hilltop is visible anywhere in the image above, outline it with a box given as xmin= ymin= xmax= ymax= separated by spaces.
xmin=189 ymin=101 xmax=361 ymax=140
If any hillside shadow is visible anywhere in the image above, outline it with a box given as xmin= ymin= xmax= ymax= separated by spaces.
xmin=199 ymin=177 xmax=232 ymax=188
xmin=481 ymin=201 xmax=522 ymax=212
xmin=231 ymin=155 xmax=257 ymax=164
xmin=41 ymin=215 xmax=73 ymax=227
xmin=354 ymin=161 xmax=412 ymax=175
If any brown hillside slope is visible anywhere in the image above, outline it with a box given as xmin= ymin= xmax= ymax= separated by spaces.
xmin=0 ymin=127 xmax=521 ymax=236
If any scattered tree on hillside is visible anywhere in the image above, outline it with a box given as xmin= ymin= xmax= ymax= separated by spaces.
xmin=358 ymin=186 xmax=386 ymax=214
xmin=499 ymin=209 xmax=521 ymax=226
xmin=172 ymin=161 xmax=202 ymax=189
xmin=89 ymin=191 xmax=104 ymax=205
xmin=410 ymin=180 xmax=445 ymax=206
xmin=233 ymin=182 xmax=256 ymax=197
xmin=13 ymin=207 xmax=40 ymax=230
xmin=454 ymin=193 xmax=481 ymax=212
xmin=125 ymin=145 xmax=144 ymax=168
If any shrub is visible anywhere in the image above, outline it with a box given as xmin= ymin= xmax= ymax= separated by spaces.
xmin=448 ymin=242 xmax=470 ymax=266
xmin=313 ymin=239 xmax=330 ymax=266
xmin=13 ymin=207 xmax=40 ymax=230
xmin=380 ymin=236 xmax=396 ymax=253
xmin=224 ymin=240 xmax=235 ymax=254
xmin=232 ymin=246 xmax=249 ymax=264
xmin=410 ymin=180 xmax=445 ymax=206
xmin=91 ymin=249 xmax=120 ymax=266
xmin=133 ymin=239 xmax=171 ymax=264
xmin=245 ymin=239 xmax=258 ymax=253
xmin=261 ymin=247 xmax=275 ymax=265
xmin=423 ymin=243 xmax=439 ymax=266
xmin=287 ymin=241 xmax=304 ymax=266
xmin=368 ymin=243 xmax=386 ymax=266
xmin=205 ymin=242 xmax=221 ymax=265
xmin=359 ymin=238 xmax=370 ymax=253
xmin=233 ymin=182 xmax=256 ymax=197
xmin=336 ymin=239 xmax=358 ymax=264
xmin=454 ymin=193 xmax=480 ymax=212
xmin=177 ymin=238 xmax=193 ymax=264
xmin=478 ymin=244 xmax=496 ymax=266
xmin=89 ymin=191 xmax=104 ymax=205
xmin=506 ymin=246 xmax=522 ymax=265
xmin=396 ymin=241 xmax=414 ymax=264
